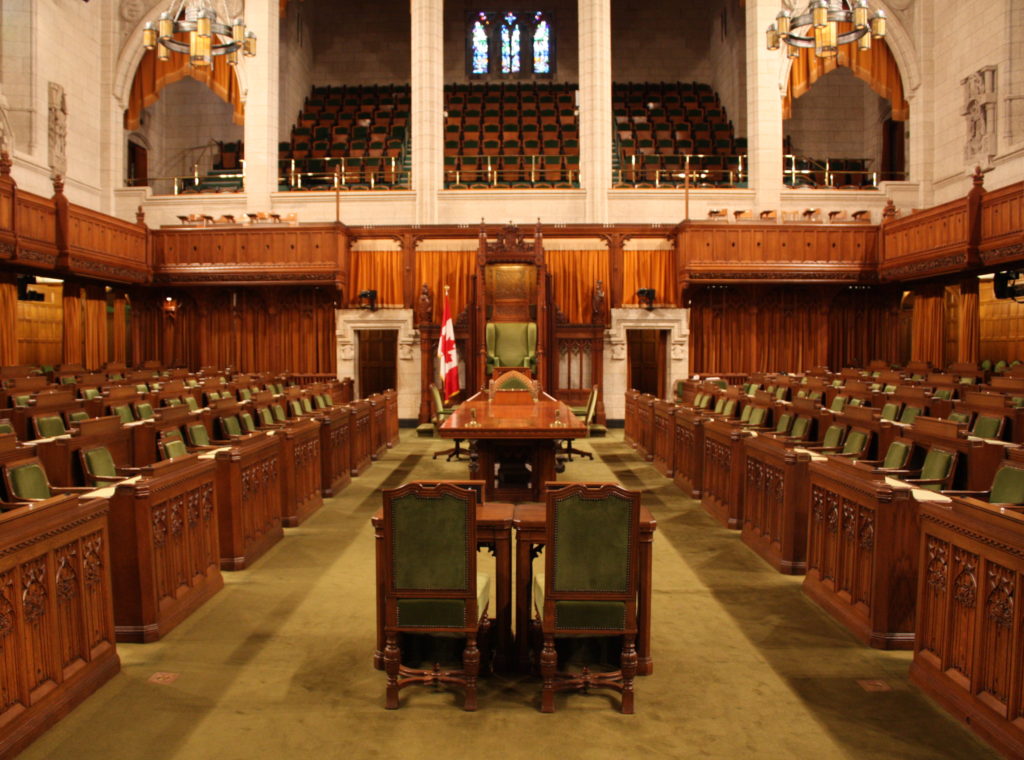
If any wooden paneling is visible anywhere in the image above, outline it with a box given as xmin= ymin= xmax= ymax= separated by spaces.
xmin=16 ymin=283 xmax=62 ymax=367
xmin=980 ymin=278 xmax=1024 ymax=363
xmin=13 ymin=193 xmax=58 ymax=268
xmin=978 ymin=181 xmax=1024 ymax=268
xmin=66 ymin=206 xmax=148 ymax=284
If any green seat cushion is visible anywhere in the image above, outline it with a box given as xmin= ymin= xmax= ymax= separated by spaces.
xmin=68 ymin=410 xmax=89 ymax=422
xmin=0 ymin=422 xmax=13 ymax=434
xmin=13 ymin=394 xmax=30 ymax=407
xmin=162 ymin=439 xmax=188 ymax=459
xmin=274 ymin=383 xmax=284 ymax=394
xmin=971 ymin=415 xmax=1002 ymax=440
xmin=239 ymin=388 xmax=252 ymax=401
xmin=821 ymin=425 xmax=844 ymax=448
xmin=791 ymin=416 xmax=811 ymax=439
xmin=883 ymin=384 xmax=898 ymax=393
xmin=882 ymin=441 xmax=910 ymax=469
xmin=841 ymin=430 xmax=867 ymax=456
xmin=83 ymin=447 xmax=117 ymax=483
xmin=239 ymin=412 xmax=256 ymax=433
xmin=184 ymin=396 xmax=200 ymax=412
xmin=722 ymin=400 xmax=736 ymax=416
xmin=301 ymin=397 xmax=314 ymax=413
xmin=917 ymin=449 xmax=953 ymax=491
xmin=880 ymin=403 xmax=900 ymax=421
xmin=989 ymin=467 xmax=1024 ymax=505
xmin=533 ymin=573 xmax=626 ymax=631
xmin=289 ymin=400 xmax=303 ymax=416
xmin=934 ymin=389 xmax=952 ymax=400
xmin=774 ymin=413 xmax=793 ymax=434
xmin=135 ymin=403 xmax=154 ymax=420
xmin=899 ymin=406 xmax=922 ymax=424
xmin=496 ymin=374 xmax=531 ymax=390
xmin=396 ymin=573 xmax=491 ymax=628
xmin=222 ymin=416 xmax=242 ymax=437
xmin=748 ymin=407 xmax=767 ymax=427
xmin=739 ymin=405 xmax=753 ymax=423
xmin=81 ymin=388 xmax=100 ymax=400
xmin=589 ymin=423 xmax=607 ymax=437
xmin=258 ymin=407 xmax=275 ymax=426
xmin=166 ymin=398 xmax=182 ymax=406
xmin=136 ymin=384 xmax=149 ymax=393
xmin=187 ymin=424 xmax=211 ymax=446
xmin=849 ymin=398 xmax=863 ymax=407
xmin=9 ymin=463 xmax=51 ymax=499
xmin=112 ymin=405 xmax=133 ymax=424
xmin=272 ymin=405 xmax=287 ymax=422
xmin=319 ymin=394 xmax=332 ymax=408
xmin=947 ymin=412 xmax=970 ymax=424
xmin=713 ymin=398 xmax=726 ymax=414
xmin=830 ymin=396 xmax=847 ymax=412
xmin=36 ymin=415 xmax=66 ymax=438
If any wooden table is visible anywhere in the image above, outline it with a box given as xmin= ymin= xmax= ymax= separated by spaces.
xmin=512 ymin=502 xmax=658 ymax=675
xmin=440 ymin=392 xmax=587 ymax=502
xmin=371 ymin=502 xmax=514 ymax=672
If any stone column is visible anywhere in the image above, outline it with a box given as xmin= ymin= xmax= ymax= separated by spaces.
xmin=411 ymin=0 xmax=444 ymax=224
xmin=243 ymin=0 xmax=280 ymax=212
xmin=578 ymin=0 xmax=612 ymax=223
xmin=745 ymin=0 xmax=784 ymax=211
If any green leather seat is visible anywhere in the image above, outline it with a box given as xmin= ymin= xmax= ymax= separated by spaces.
xmin=829 ymin=396 xmax=847 ymax=412
xmin=272 ymin=404 xmax=287 ymax=422
xmin=908 ymin=448 xmax=955 ymax=492
xmin=722 ymin=399 xmax=737 ymax=416
xmin=839 ymin=429 xmax=868 ymax=457
xmin=301 ymin=397 xmax=314 ymax=413
xmin=111 ymin=405 xmax=134 ymax=424
xmin=815 ymin=424 xmax=846 ymax=451
xmin=878 ymin=440 xmax=912 ymax=469
xmin=239 ymin=388 xmax=252 ymax=401
xmin=988 ymin=466 xmax=1024 ymax=505
xmin=184 ymin=396 xmax=200 ymax=412
xmin=161 ymin=438 xmax=188 ymax=459
xmin=221 ymin=415 xmax=243 ymax=437
xmin=899 ymin=405 xmax=922 ymax=424
xmin=185 ymin=424 xmax=213 ymax=447
xmin=880 ymin=402 xmax=901 ymax=421
xmin=933 ymin=388 xmax=952 ymax=400
xmin=971 ymin=415 xmax=1003 ymax=440
xmin=135 ymin=402 xmax=155 ymax=420
xmin=774 ymin=413 xmax=793 ymax=435
xmin=258 ymin=407 xmax=276 ymax=427
xmin=739 ymin=404 xmax=753 ymax=423
xmin=81 ymin=387 xmax=100 ymax=400
xmin=485 ymin=322 xmax=538 ymax=374
xmin=5 ymin=460 xmax=52 ymax=500
xmin=81 ymin=446 xmax=123 ymax=487
xmin=239 ymin=412 xmax=257 ymax=433
xmin=0 ymin=421 xmax=13 ymax=435
xmin=713 ymin=397 xmax=726 ymax=414
xmin=947 ymin=411 xmax=970 ymax=424
xmin=68 ymin=410 xmax=89 ymax=423
xmin=34 ymin=415 xmax=66 ymax=438
xmin=289 ymin=400 xmax=304 ymax=417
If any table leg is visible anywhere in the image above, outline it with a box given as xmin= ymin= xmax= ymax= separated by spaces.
xmin=515 ymin=533 xmax=534 ymax=673
xmin=637 ymin=533 xmax=654 ymax=675
xmin=373 ymin=525 xmax=385 ymax=670
xmin=491 ymin=531 xmax=512 ymax=672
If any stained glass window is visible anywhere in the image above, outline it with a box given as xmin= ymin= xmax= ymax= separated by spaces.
xmin=500 ymin=13 xmax=520 ymax=74
xmin=533 ymin=13 xmax=550 ymax=74
xmin=472 ymin=14 xmax=489 ymax=75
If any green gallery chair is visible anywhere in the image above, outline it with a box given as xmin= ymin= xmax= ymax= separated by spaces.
xmin=80 ymin=446 xmax=136 ymax=487
xmin=807 ymin=424 xmax=847 ymax=453
xmin=381 ymin=482 xmax=490 ymax=711
xmin=891 ymin=447 xmax=958 ymax=492
xmin=534 ymin=483 xmax=641 ymax=713
xmin=1 ymin=457 xmax=91 ymax=505
xmin=32 ymin=414 xmax=67 ymax=439
xmin=859 ymin=438 xmax=914 ymax=471
xmin=485 ymin=322 xmax=538 ymax=375
xmin=970 ymin=414 xmax=1005 ymax=441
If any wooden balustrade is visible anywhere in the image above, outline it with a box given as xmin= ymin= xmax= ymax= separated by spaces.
xmin=207 ymin=432 xmax=284 ymax=571
xmin=0 ymin=494 xmax=120 ymax=759
xmin=106 ymin=455 xmax=222 ymax=642
xmin=911 ymin=491 xmax=1024 ymax=759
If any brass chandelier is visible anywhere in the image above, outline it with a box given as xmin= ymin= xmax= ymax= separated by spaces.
xmin=142 ymin=0 xmax=256 ymax=68
xmin=766 ymin=0 xmax=887 ymax=58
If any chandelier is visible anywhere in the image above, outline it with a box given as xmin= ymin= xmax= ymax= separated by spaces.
xmin=766 ymin=0 xmax=886 ymax=58
xmin=142 ymin=0 xmax=256 ymax=68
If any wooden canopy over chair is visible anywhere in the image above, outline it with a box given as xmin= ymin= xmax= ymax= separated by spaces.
xmin=381 ymin=481 xmax=491 ymax=710
xmin=534 ymin=482 xmax=641 ymax=713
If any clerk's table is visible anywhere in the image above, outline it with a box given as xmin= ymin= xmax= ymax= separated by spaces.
xmin=440 ymin=391 xmax=587 ymax=502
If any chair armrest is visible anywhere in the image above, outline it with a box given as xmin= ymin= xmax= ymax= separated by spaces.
xmin=805 ymin=444 xmax=843 ymax=453
xmin=904 ymin=478 xmax=948 ymax=488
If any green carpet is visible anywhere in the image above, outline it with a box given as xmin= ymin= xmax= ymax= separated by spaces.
xmin=20 ymin=432 xmax=997 ymax=759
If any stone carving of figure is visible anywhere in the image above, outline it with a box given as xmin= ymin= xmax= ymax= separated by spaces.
xmin=417 ymin=283 xmax=433 ymax=324
xmin=592 ymin=279 xmax=606 ymax=323
xmin=48 ymin=83 xmax=67 ymax=178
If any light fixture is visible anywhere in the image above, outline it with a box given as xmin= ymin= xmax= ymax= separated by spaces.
xmin=767 ymin=0 xmax=885 ymax=59
xmin=142 ymin=0 xmax=256 ymax=69
xmin=636 ymin=288 xmax=656 ymax=311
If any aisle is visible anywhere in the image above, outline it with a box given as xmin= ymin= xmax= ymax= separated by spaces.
xmin=20 ymin=432 xmax=996 ymax=760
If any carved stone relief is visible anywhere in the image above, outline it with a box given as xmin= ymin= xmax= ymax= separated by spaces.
xmin=47 ymin=82 xmax=67 ymax=178
xmin=962 ymin=66 xmax=997 ymax=168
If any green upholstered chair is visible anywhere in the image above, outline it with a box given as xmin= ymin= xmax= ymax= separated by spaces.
xmin=563 ymin=387 xmax=599 ymax=462
xmin=739 ymin=404 xmax=753 ymax=423
xmin=986 ymin=465 xmax=1024 ymax=505
xmin=691 ymin=392 xmax=705 ymax=409
xmin=239 ymin=412 xmax=257 ymax=434
xmin=713 ymin=397 xmax=727 ymax=414
xmin=835 ymin=429 xmax=870 ymax=459
xmin=160 ymin=438 xmax=189 ymax=459
xmin=673 ymin=380 xmax=686 ymax=403
xmin=904 ymin=448 xmax=957 ymax=492
xmin=301 ymin=397 xmax=314 ymax=413
xmin=534 ymin=483 xmax=641 ymax=713
xmin=2 ymin=459 xmax=54 ymax=501
xmin=744 ymin=406 xmax=769 ymax=428
xmin=809 ymin=424 xmax=846 ymax=453
xmin=848 ymin=397 xmax=864 ymax=407
xmin=808 ymin=391 xmax=823 ymax=402
xmin=829 ymin=395 xmax=847 ymax=412
xmin=721 ymin=399 xmax=737 ymax=417
xmin=995 ymin=360 xmax=1008 ymax=373
xmin=970 ymin=414 xmax=1004 ymax=440
xmin=274 ymin=383 xmax=285 ymax=394
xmin=81 ymin=387 xmax=100 ymax=400
xmin=33 ymin=414 xmax=67 ymax=439
xmin=430 ymin=384 xmax=466 ymax=462
xmin=947 ymin=411 xmax=971 ymax=424
xmin=111 ymin=405 xmax=134 ymax=424
xmin=861 ymin=439 xmax=914 ymax=471
xmin=774 ymin=387 xmax=788 ymax=401
xmin=80 ymin=446 xmax=131 ymax=487
xmin=319 ymin=393 xmax=333 ymax=408
xmin=135 ymin=384 xmax=149 ymax=393
xmin=257 ymin=407 xmax=278 ymax=428
xmin=485 ymin=322 xmax=538 ymax=375
xmin=313 ymin=394 xmax=327 ymax=410
xmin=883 ymin=384 xmax=898 ymax=394
xmin=289 ymin=400 xmax=304 ymax=417
xmin=899 ymin=405 xmax=922 ymax=424
xmin=165 ymin=397 xmax=182 ymax=407
xmin=12 ymin=394 xmax=30 ymax=407
xmin=571 ymin=386 xmax=598 ymax=419
xmin=0 ymin=420 xmax=13 ymax=435
xmin=239 ymin=388 xmax=252 ymax=401
xmin=880 ymin=402 xmax=901 ymax=422
xmin=67 ymin=410 xmax=89 ymax=423
xmin=271 ymin=404 xmax=287 ymax=423
xmin=134 ymin=402 xmax=155 ymax=420
xmin=981 ymin=359 xmax=993 ymax=372
xmin=933 ymin=388 xmax=953 ymax=401
xmin=184 ymin=423 xmax=218 ymax=449
xmin=381 ymin=482 xmax=490 ymax=711
xmin=773 ymin=412 xmax=794 ymax=435
xmin=219 ymin=415 xmax=243 ymax=438
xmin=796 ymin=389 xmax=807 ymax=399
xmin=184 ymin=396 xmax=200 ymax=412
xmin=958 ymin=376 xmax=976 ymax=385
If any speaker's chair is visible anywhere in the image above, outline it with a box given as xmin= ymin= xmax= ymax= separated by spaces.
xmin=485 ymin=322 xmax=537 ymax=375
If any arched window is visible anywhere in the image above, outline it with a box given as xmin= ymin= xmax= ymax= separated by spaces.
xmin=467 ymin=10 xmax=554 ymax=78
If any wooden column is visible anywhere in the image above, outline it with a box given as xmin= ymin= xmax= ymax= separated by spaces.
xmin=957 ymin=278 xmax=980 ymax=364
xmin=62 ymin=280 xmax=83 ymax=365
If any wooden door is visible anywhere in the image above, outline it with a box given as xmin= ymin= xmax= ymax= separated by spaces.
xmin=357 ymin=329 xmax=397 ymax=397
xmin=627 ymin=329 xmax=667 ymax=397
xmin=128 ymin=140 xmax=148 ymax=187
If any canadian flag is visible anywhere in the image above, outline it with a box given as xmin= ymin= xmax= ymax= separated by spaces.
xmin=437 ymin=289 xmax=460 ymax=402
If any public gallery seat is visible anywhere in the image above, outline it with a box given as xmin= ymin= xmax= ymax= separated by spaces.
xmin=485 ymin=322 xmax=537 ymax=375
xmin=380 ymin=482 xmax=491 ymax=711
xmin=533 ymin=482 xmax=641 ymax=713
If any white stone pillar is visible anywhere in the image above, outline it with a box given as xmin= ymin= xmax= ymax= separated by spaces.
xmin=242 ymin=0 xmax=279 ymax=212
xmin=578 ymin=0 xmax=612 ymax=223
xmin=411 ymin=0 xmax=444 ymax=224
xmin=746 ymin=0 xmax=784 ymax=211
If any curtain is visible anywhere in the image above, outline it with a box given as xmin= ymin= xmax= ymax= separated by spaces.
xmin=413 ymin=250 xmax=477 ymax=323
xmin=545 ymin=250 xmax=610 ymax=324
xmin=111 ymin=292 xmax=128 ymax=363
xmin=348 ymin=250 xmax=404 ymax=308
xmin=62 ymin=282 xmax=83 ymax=366
xmin=0 ymin=272 xmax=16 ymax=365
xmin=125 ymin=36 xmax=245 ymax=130
xmin=910 ymin=285 xmax=945 ymax=366
xmin=784 ymin=24 xmax=908 ymax=121
xmin=957 ymin=279 xmax=980 ymax=364
xmin=623 ymin=250 xmax=675 ymax=307
xmin=83 ymin=285 xmax=108 ymax=370
xmin=827 ymin=287 xmax=901 ymax=368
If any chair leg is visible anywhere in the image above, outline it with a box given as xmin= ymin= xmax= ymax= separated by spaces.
xmin=620 ymin=635 xmax=637 ymax=715
xmin=384 ymin=633 xmax=401 ymax=709
xmin=463 ymin=635 xmax=480 ymax=711
xmin=540 ymin=634 xmax=557 ymax=713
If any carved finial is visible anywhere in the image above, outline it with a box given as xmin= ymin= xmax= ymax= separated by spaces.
xmin=972 ymin=165 xmax=985 ymax=188
xmin=882 ymin=199 xmax=897 ymax=219
xmin=136 ymin=205 xmax=146 ymax=225
xmin=0 ymin=152 xmax=10 ymax=177
xmin=52 ymin=174 xmax=64 ymax=195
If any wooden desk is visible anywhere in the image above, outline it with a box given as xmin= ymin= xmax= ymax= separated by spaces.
xmin=371 ymin=502 xmax=514 ymax=672
xmin=440 ymin=393 xmax=586 ymax=502
xmin=512 ymin=502 xmax=658 ymax=675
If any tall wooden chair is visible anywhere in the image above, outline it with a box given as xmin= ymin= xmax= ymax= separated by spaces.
xmin=534 ymin=483 xmax=641 ymax=713
xmin=381 ymin=482 xmax=491 ymax=710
